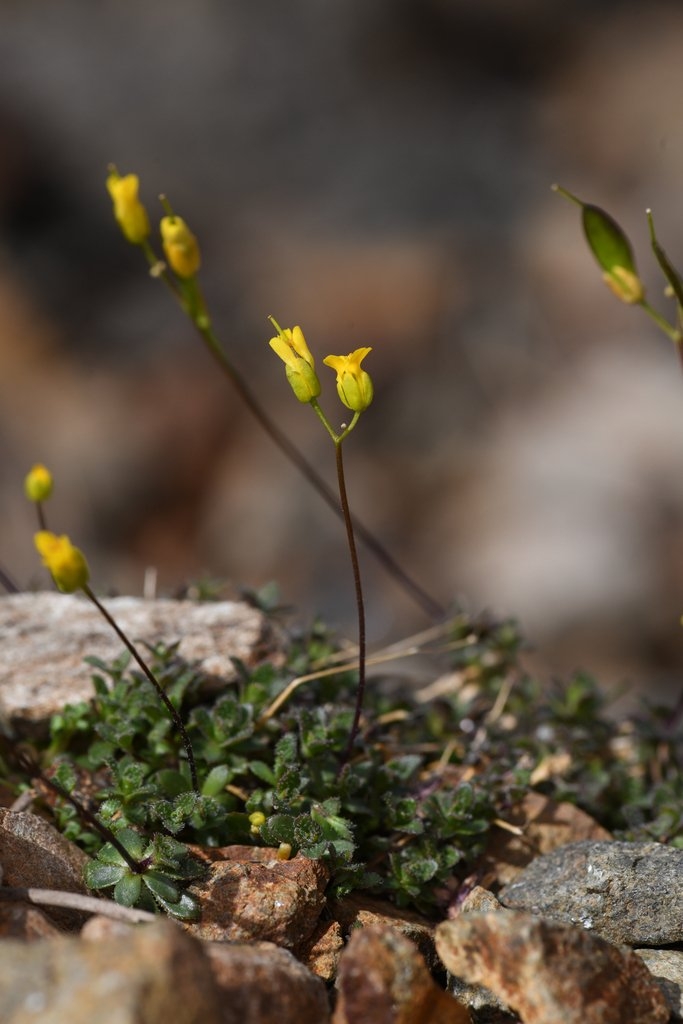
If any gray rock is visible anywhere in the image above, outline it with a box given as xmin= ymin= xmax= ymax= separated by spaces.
xmin=635 ymin=949 xmax=683 ymax=1020
xmin=0 ymin=592 xmax=278 ymax=735
xmin=500 ymin=839 xmax=683 ymax=945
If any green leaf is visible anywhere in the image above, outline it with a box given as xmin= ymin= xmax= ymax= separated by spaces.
xmin=114 ymin=872 xmax=142 ymax=907
xmin=201 ymin=764 xmax=232 ymax=797
xmin=152 ymin=890 xmax=201 ymax=922
xmin=83 ymin=861 xmax=127 ymax=889
xmin=260 ymin=813 xmax=296 ymax=846
xmin=143 ymin=872 xmax=181 ymax=903
xmin=249 ymin=761 xmax=276 ymax=785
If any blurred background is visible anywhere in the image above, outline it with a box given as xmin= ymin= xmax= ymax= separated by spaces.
xmin=2 ymin=0 xmax=683 ymax=703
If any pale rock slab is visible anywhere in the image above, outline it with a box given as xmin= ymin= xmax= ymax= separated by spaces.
xmin=0 ymin=592 xmax=278 ymax=734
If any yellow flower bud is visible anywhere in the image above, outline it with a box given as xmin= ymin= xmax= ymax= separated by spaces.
xmin=106 ymin=170 xmax=150 ymax=245
xmin=34 ymin=531 xmax=90 ymax=593
xmin=24 ymin=464 xmax=54 ymax=503
xmin=268 ymin=322 xmax=321 ymax=403
xmin=322 ymin=348 xmax=373 ymax=412
xmin=276 ymin=843 xmax=292 ymax=861
xmin=160 ymin=215 xmax=201 ymax=278
xmin=249 ymin=811 xmax=266 ymax=835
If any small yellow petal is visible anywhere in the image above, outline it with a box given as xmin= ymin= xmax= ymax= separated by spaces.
xmin=35 ymin=531 xmax=90 ymax=593
xmin=106 ymin=171 xmax=150 ymax=244
xmin=160 ymin=215 xmax=201 ymax=278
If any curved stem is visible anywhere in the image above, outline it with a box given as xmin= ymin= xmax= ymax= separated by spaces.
xmin=83 ymin=585 xmax=199 ymax=794
xmin=140 ymin=243 xmax=444 ymax=620
xmin=334 ymin=440 xmax=366 ymax=769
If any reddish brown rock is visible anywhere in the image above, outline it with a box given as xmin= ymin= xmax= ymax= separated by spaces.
xmin=435 ymin=910 xmax=670 ymax=1024
xmin=331 ymin=892 xmax=437 ymax=970
xmin=333 ymin=924 xmax=469 ymax=1024
xmin=186 ymin=851 xmax=328 ymax=948
xmin=205 ymin=940 xmax=330 ymax=1024
xmin=298 ymin=917 xmax=345 ymax=980
xmin=0 ymin=809 xmax=89 ymax=929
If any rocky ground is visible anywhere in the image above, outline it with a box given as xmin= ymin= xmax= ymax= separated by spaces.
xmin=1 ymin=593 xmax=682 ymax=1023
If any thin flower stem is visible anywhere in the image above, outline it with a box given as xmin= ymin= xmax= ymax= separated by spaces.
xmin=13 ymin=747 xmax=145 ymax=874
xmin=640 ymin=300 xmax=683 ymax=346
xmin=0 ymin=564 xmax=20 ymax=593
xmin=334 ymin=440 xmax=367 ymax=770
xmin=83 ymin=585 xmax=199 ymax=794
xmin=139 ymin=240 xmax=444 ymax=619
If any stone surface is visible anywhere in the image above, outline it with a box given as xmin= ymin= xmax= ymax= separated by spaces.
xmin=0 ymin=919 xmax=222 ymax=1024
xmin=186 ymin=850 xmax=328 ymax=948
xmin=297 ymin=917 xmax=345 ymax=981
xmin=205 ymin=940 xmax=330 ymax=1024
xmin=0 ymin=809 xmax=90 ymax=930
xmin=333 ymin=923 xmax=469 ymax=1024
xmin=330 ymin=892 xmax=437 ymax=970
xmin=459 ymin=885 xmax=504 ymax=915
xmin=0 ymin=593 xmax=278 ymax=735
xmin=499 ymin=839 xmax=683 ymax=945
xmin=635 ymin=949 xmax=683 ymax=1020
xmin=436 ymin=910 xmax=670 ymax=1024
xmin=478 ymin=793 xmax=612 ymax=886
xmin=0 ymin=901 xmax=62 ymax=940
xmin=449 ymin=887 xmax=509 ymax=1016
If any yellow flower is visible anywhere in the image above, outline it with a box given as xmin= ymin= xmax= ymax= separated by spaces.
xmin=34 ymin=531 xmax=90 ymax=593
xmin=160 ymin=215 xmax=201 ymax=278
xmin=323 ymin=348 xmax=373 ymax=412
xmin=106 ymin=170 xmax=150 ymax=245
xmin=268 ymin=322 xmax=321 ymax=403
xmin=24 ymin=464 xmax=54 ymax=503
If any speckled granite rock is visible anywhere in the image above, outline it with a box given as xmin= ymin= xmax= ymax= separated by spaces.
xmin=499 ymin=840 xmax=683 ymax=945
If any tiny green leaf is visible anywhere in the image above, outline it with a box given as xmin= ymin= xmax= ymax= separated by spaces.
xmin=83 ymin=861 xmax=127 ymax=889
xmin=114 ymin=872 xmax=142 ymax=907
